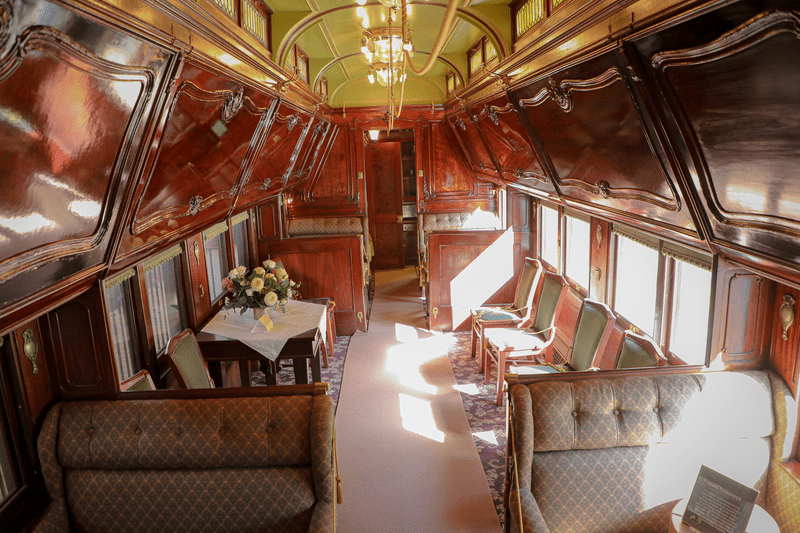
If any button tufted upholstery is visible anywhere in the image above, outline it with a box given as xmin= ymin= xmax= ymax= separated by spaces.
xmin=506 ymin=370 xmax=799 ymax=533
xmin=287 ymin=217 xmax=364 ymax=237
xmin=32 ymin=393 xmax=337 ymax=533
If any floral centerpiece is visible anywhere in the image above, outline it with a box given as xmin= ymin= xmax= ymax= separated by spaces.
xmin=221 ymin=259 xmax=300 ymax=315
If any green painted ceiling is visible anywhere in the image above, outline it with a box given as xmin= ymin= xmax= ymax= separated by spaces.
xmin=264 ymin=0 xmax=512 ymax=108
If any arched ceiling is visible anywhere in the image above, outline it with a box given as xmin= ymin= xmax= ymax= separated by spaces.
xmin=267 ymin=0 xmax=512 ymax=108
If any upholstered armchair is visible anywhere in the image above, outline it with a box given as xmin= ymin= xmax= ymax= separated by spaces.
xmin=482 ymin=271 xmax=568 ymax=405
xmin=470 ymin=258 xmax=543 ymax=372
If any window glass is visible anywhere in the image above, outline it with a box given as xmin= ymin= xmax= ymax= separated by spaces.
xmin=565 ymin=216 xmax=590 ymax=290
xmin=232 ymin=219 xmax=250 ymax=269
xmin=540 ymin=205 xmax=560 ymax=270
xmin=669 ymin=260 xmax=713 ymax=365
xmin=0 ymin=395 xmax=17 ymax=502
xmin=614 ymin=235 xmax=659 ymax=335
xmin=204 ymin=232 xmax=230 ymax=302
xmin=105 ymin=275 xmax=140 ymax=381
xmin=469 ymin=45 xmax=483 ymax=77
xmin=145 ymin=255 xmax=185 ymax=354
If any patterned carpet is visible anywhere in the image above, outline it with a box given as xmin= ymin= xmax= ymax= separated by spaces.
xmin=251 ymin=328 xmax=506 ymax=521
xmin=446 ymin=331 xmax=507 ymax=519
xmin=251 ymin=333 xmax=352 ymax=409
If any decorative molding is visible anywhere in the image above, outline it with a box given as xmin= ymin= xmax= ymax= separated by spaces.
xmin=0 ymin=0 xmax=12 ymax=56
xmin=187 ymin=195 xmax=205 ymax=216
xmin=548 ymin=78 xmax=573 ymax=112
xmin=287 ymin=112 xmax=300 ymax=132
xmin=221 ymin=85 xmax=244 ymax=123
xmin=22 ymin=328 xmax=39 ymax=374
xmin=485 ymin=104 xmax=499 ymax=126
xmin=454 ymin=116 xmax=467 ymax=131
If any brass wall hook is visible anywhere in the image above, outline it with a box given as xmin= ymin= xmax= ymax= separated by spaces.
xmin=781 ymin=294 xmax=795 ymax=341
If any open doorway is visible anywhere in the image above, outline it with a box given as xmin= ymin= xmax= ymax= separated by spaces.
xmin=366 ymin=129 xmax=417 ymax=270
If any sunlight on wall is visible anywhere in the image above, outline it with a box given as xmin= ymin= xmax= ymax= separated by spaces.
xmin=385 ymin=328 xmax=454 ymax=395
xmin=450 ymin=228 xmax=514 ymax=329
xmin=398 ymin=393 xmax=445 ymax=443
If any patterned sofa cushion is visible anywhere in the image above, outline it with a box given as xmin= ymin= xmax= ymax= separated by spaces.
xmin=35 ymin=394 xmax=336 ymax=533
xmin=511 ymin=371 xmax=783 ymax=533
xmin=287 ymin=217 xmax=364 ymax=237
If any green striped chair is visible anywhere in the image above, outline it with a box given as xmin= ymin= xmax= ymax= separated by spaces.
xmin=470 ymin=258 xmax=543 ymax=373
xmin=613 ymin=329 xmax=667 ymax=369
xmin=164 ymin=329 xmax=215 ymax=389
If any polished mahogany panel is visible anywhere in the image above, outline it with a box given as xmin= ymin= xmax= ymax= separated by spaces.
xmin=264 ymin=236 xmax=367 ymax=335
xmin=0 ymin=11 xmax=168 ymax=311
xmin=426 ymin=229 xmax=528 ymax=331
xmin=285 ymin=118 xmax=330 ymax=193
xmin=238 ymin=102 xmax=312 ymax=207
xmin=513 ymin=49 xmax=695 ymax=236
xmin=288 ymin=123 xmax=364 ymax=217
xmin=470 ymin=93 xmax=554 ymax=196
xmin=368 ymin=141 xmax=404 ymax=270
xmin=652 ymin=10 xmax=800 ymax=265
xmin=10 ymin=320 xmax=53 ymax=426
xmin=770 ymin=284 xmax=800 ymax=395
xmin=122 ymin=62 xmax=273 ymax=257
xmin=421 ymin=120 xmax=496 ymax=213
xmin=446 ymin=108 xmax=496 ymax=176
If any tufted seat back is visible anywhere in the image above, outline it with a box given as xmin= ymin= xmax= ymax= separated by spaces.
xmin=34 ymin=394 xmax=336 ymax=533
xmin=507 ymin=370 xmax=790 ymax=533
xmin=287 ymin=217 xmax=365 ymax=237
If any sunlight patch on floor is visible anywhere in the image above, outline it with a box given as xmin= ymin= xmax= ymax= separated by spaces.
xmin=385 ymin=328 xmax=455 ymax=395
xmin=398 ymin=393 xmax=445 ymax=443
xmin=454 ymin=383 xmax=481 ymax=395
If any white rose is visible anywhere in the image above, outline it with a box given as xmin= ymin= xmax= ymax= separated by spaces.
xmin=236 ymin=265 xmax=247 ymax=276
xmin=290 ymin=280 xmax=296 ymax=286
xmin=253 ymin=266 xmax=266 ymax=276
xmin=265 ymin=291 xmax=278 ymax=306
xmin=250 ymin=277 xmax=265 ymax=292
xmin=228 ymin=268 xmax=240 ymax=279
xmin=263 ymin=260 xmax=276 ymax=269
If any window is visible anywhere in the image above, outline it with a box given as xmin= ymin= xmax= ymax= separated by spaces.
xmin=539 ymin=205 xmax=560 ymax=270
xmin=143 ymin=246 xmax=186 ymax=354
xmin=204 ymin=222 xmax=230 ymax=302
xmin=468 ymin=39 xmax=484 ymax=79
xmin=446 ymin=72 xmax=455 ymax=95
xmin=231 ymin=212 xmax=251 ymax=268
xmin=295 ymin=46 xmax=309 ymax=84
xmin=512 ymin=0 xmax=547 ymax=40
xmin=0 ymin=423 xmax=15 ymax=502
xmin=104 ymin=270 xmax=141 ymax=381
xmin=668 ymin=259 xmax=713 ymax=365
xmin=318 ymin=77 xmax=328 ymax=100
xmin=208 ymin=0 xmax=271 ymax=52
xmin=485 ymin=40 xmax=497 ymax=62
xmin=613 ymin=231 xmax=660 ymax=336
xmin=565 ymin=214 xmax=590 ymax=291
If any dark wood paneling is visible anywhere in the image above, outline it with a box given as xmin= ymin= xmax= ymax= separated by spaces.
xmin=42 ymin=284 xmax=115 ymax=398
xmin=651 ymin=10 xmax=800 ymax=267
xmin=0 ymin=12 xmax=169 ymax=314
xmin=769 ymin=284 xmax=800 ymax=396
xmin=427 ymin=230 xmax=529 ymax=331
xmin=238 ymin=102 xmax=312 ymax=209
xmin=118 ymin=61 xmax=275 ymax=260
xmin=9 ymin=320 xmax=53 ymax=427
xmin=288 ymin=123 xmax=363 ymax=217
xmin=512 ymin=47 xmax=697 ymax=240
xmin=470 ymin=93 xmax=555 ymax=197
xmin=256 ymin=199 xmax=282 ymax=242
xmin=184 ymin=233 xmax=212 ymax=329
xmin=590 ymin=217 xmax=611 ymax=304
xmin=263 ymin=236 xmax=367 ymax=335
xmin=285 ymin=118 xmax=330 ymax=194
xmin=446 ymin=108 xmax=496 ymax=177
xmin=709 ymin=257 xmax=772 ymax=369
xmin=420 ymin=120 xmax=496 ymax=213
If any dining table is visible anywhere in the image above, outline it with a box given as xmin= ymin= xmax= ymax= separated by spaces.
xmin=196 ymin=300 xmax=327 ymax=386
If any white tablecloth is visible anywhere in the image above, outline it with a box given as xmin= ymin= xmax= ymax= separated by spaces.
xmin=200 ymin=300 xmax=326 ymax=361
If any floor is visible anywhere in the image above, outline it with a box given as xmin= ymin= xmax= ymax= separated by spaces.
xmin=334 ymin=267 xmax=503 ymax=533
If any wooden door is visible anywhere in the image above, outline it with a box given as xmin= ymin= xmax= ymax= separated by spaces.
xmin=367 ymin=141 xmax=405 ymax=269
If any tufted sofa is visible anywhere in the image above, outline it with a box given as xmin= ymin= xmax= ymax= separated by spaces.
xmin=506 ymin=369 xmax=800 ymax=533
xmin=31 ymin=392 xmax=337 ymax=533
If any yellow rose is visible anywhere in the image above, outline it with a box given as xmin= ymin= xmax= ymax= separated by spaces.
xmin=276 ymin=268 xmax=288 ymax=281
xmin=253 ymin=266 xmax=266 ymax=276
xmin=250 ymin=277 xmax=265 ymax=292
xmin=265 ymin=291 xmax=278 ymax=306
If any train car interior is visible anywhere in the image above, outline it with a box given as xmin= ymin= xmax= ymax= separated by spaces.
xmin=0 ymin=0 xmax=799 ymax=531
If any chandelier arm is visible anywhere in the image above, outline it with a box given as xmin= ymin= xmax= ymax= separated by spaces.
xmin=395 ymin=3 xmax=410 ymax=118
xmin=403 ymin=0 xmax=459 ymax=77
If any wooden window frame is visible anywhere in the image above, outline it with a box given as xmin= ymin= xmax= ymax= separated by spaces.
xmin=295 ymin=45 xmax=310 ymax=84
xmin=446 ymin=71 xmax=455 ymax=95
xmin=318 ymin=77 xmax=328 ymax=99
xmin=240 ymin=0 xmax=272 ymax=52
xmin=538 ymin=203 xmax=561 ymax=273
xmin=511 ymin=0 xmax=549 ymax=43
xmin=563 ymin=213 xmax=590 ymax=297
xmin=467 ymin=38 xmax=484 ymax=79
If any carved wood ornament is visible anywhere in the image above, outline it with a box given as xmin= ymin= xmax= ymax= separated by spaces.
xmin=781 ymin=294 xmax=795 ymax=341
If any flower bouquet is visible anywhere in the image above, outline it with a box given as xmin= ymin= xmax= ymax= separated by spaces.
xmin=221 ymin=260 xmax=300 ymax=315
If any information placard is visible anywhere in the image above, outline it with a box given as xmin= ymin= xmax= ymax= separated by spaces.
xmin=682 ymin=466 xmax=759 ymax=533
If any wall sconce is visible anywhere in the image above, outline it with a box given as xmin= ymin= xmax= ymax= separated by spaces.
xmin=781 ymin=294 xmax=795 ymax=341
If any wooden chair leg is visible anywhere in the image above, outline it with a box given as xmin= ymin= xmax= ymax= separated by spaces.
xmin=470 ymin=321 xmax=478 ymax=359
xmin=485 ymin=342 xmax=494 ymax=385
xmin=496 ymin=351 xmax=508 ymax=406
xmin=477 ymin=328 xmax=486 ymax=374
xmin=321 ymin=340 xmax=329 ymax=368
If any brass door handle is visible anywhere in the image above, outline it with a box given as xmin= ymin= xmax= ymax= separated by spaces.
xmin=199 ymin=284 xmax=204 ymax=297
